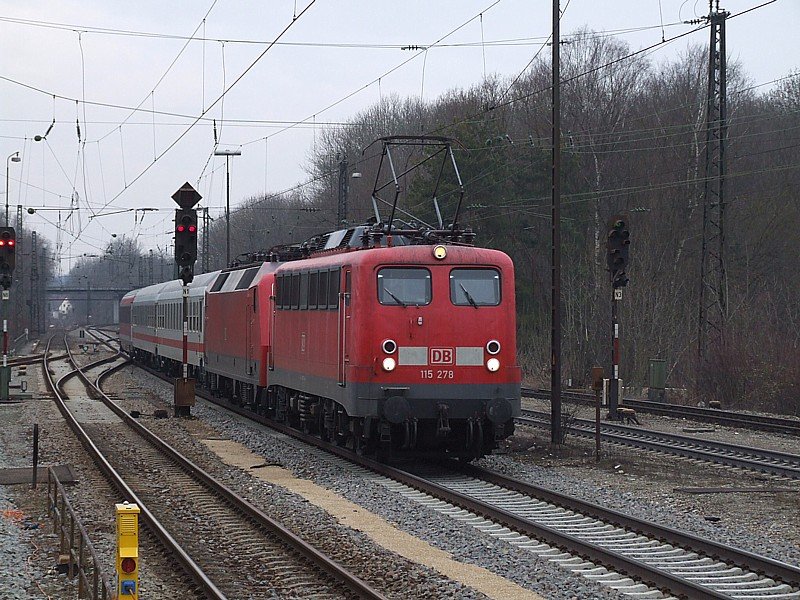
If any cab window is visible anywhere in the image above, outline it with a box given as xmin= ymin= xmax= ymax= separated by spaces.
xmin=378 ymin=268 xmax=431 ymax=306
xmin=450 ymin=269 xmax=501 ymax=306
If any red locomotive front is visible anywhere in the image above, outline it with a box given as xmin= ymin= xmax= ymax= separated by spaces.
xmin=270 ymin=242 xmax=520 ymax=458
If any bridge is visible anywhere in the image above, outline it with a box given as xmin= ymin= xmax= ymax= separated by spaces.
xmin=46 ymin=286 xmax=134 ymax=324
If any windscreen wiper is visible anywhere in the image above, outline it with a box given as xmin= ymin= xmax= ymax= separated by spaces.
xmin=384 ymin=288 xmax=407 ymax=307
xmin=460 ymin=283 xmax=479 ymax=309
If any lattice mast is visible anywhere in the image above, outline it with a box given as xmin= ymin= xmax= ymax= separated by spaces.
xmin=698 ymin=1 xmax=729 ymax=359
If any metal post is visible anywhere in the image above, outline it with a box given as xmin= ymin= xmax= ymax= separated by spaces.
xmin=5 ymin=152 xmax=21 ymax=227
xmin=0 ymin=290 xmax=8 ymax=402
xmin=15 ymin=205 xmax=23 ymax=333
xmin=591 ymin=366 xmax=603 ymax=461
xmin=0 ymin=288 xmax=11 ymax=401
xmin=86 ymin=279 xmax=91 ymax=324
xmin=214 ymin=149 xmax=241 ymax=267
xmin=32 ymin=423 xmax=39 ymax=489
xmin=202 ymin=207 xmax=210 ymax=273
xmin=182 ymin=285 xmax=188 ymax=379
xmin=172 ymin=284 xmax=195 ymax=418
xmin=550 ymin=0 xmax=562 ymax=444
xmin=30 ymin=232 xmax=38 ymax=334
xmin=609 ymin=289 xmax=620 ymax=419
xmin=595 ymin=387 xmax=601 ymax=461
xmin=337 ymin=156 xmax=349 ymax=225
xmin=225 ymin=155 xmax=230 ymax=266
xmin=698 ymin=1 xmax=729 ymax=360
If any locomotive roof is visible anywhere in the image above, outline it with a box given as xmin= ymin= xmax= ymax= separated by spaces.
xmin=274 ymin=243 xmax=512 ymax=272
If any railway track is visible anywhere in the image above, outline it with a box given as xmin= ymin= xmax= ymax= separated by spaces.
xmin=7 ymin=351 xmax=68 ymax=367
xmin=43 ymin=331 xmax=385 ymax=600
xmin=125 ymin=356 xmax=800 ymax=600
xmin=523 ymin=388 xmax=800 ymax=436
xmin=90 ymin=328 xmax=800 ymax=598
xmin=401 ymin=462 xmax=800 ymax=600
xmin=518 ymin=409 xmax=800 ymax=480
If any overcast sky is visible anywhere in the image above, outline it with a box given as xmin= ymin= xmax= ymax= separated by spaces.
xmin=1 ymin=0 xmax=797 ymax=274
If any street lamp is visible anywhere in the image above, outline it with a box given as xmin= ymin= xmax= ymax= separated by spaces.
xmin=6 ymin=152 xmax=21 ymax=226
xmin=213 ymin=148 xmax=242 ymax=266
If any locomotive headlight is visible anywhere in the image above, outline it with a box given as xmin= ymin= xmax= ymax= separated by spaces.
xmin=486 ymin=340 xmax=501 ymax=355
xmin=486 ymin=358 xmax=500 ymax=372
xmin=382 ymin=339 xmax=397 ymax=354
xmin=382 ymin=357 xmax=397 ymax=372
xmin=433 ymin=245 xmax=447 ymax=260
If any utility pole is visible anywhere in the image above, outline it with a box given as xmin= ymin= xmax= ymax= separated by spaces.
xmin=202 ymin=207 xmax=210 ymax=273
xmin=214 ymin=149 xmax=242 ymax=267
xmin=698 ymin=0 xmax=729 ymax=359
xmin=15 ymin=205 xmax=23 ymax=333
xmin=85 ymin=278 xmax=91 ymax=324
xmin=337 ymin=155 xmax=349 ymax=226
xmin=550 ymin=0 xmax=563 ymax=444
xmin=30 ymin=232 xmax=38 ymax=334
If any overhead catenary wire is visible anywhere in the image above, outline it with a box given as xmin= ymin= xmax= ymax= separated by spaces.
xmin=1 ymin=0 xmax=788 ymax=264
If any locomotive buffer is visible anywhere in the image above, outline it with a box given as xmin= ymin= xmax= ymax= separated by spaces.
xmin=172 ymin=183 xmax=201 ymax=416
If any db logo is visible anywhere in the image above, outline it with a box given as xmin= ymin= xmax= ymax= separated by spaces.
xmin=430 ymin=347 xmax=454 ymax=365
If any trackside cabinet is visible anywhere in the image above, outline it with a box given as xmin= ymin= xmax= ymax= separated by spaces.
xmin=116 ymin=502 xmax=140 ymax=598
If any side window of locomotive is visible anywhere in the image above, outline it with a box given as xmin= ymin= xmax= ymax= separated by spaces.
xmin=450 ymin=268 xmax=501 ymax=306
xmin=377 ymin=268 xmax=432 ymax=306
xmin=276 ymin=275 xmax=285 ymax=308
xmin=291 ymin=273 xmax=300 ymax=309
xmin=317 ymin=270 xmax=329 ymax=308
xmin=308 ymin=272 xmax=318 ymax=309
xmin=299 ymin=272 xmax=309 ymax=310
xmin=328 ymin=268 xmax=340 ymax=309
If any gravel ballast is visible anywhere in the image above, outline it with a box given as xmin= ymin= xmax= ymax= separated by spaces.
xmin=2 ymin=347 xmax=798 ymax=599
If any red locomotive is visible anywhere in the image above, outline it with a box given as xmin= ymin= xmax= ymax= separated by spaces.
xmin=120 ymin=137 xmax=521 ymax=459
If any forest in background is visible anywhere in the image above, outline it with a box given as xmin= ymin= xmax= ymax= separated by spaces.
xmin=43 ymin=30 xmax=798 ymax=412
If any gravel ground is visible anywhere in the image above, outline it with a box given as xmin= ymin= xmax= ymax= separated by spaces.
xmin=0 ymin=339 xmax=82 ymax=600
xmin=117 ymin=369 xmax=617 ymax=600
xmin=2 ymin=347 xmax=798 ymax=599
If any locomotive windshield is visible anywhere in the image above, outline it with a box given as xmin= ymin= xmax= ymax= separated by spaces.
xmin=450 ymin=269 xmax=501 ymax=306
xmin=377 ymin=268 xmax=432 ymax=306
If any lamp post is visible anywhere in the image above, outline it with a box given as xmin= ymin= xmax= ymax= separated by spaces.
xmin=6 ymin=152 xmax=21 ymax=227
xmin=213 ymin=149 xmax=242 ymax=266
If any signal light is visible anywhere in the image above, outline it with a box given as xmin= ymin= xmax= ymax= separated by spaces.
xmin=174 ymin=209 xmax=198 ymax=285
xmin=606 ymin=215 xmax=630 ymax=289
xmin=121 ymin=557 xmax=136 ymax=574
xmin=0 ymin=227 xmax=16 ymax=289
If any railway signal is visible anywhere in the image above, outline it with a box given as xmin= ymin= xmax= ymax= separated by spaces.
xmin=174 ymin=209 xmax=198 ymax=285
xmin=115 ymin=502 xmax=140 ymax=598
xmin=606 ymin=216 xmax=630 ymax=288
xmin=606 ymin=214 xmax=630 ymax=420
xmin=0 ymin=227 xmax=16 ymax=290
xmin=171 ymin=182 xmax=201 ymax=417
